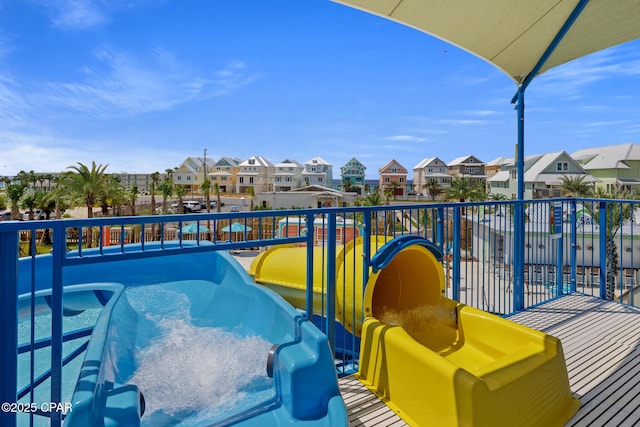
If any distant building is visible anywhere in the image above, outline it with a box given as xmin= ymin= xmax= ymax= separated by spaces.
xmin=256 ymin=185 xmax=358 ymax=210
xmin=572 ymin=143 xmax=640 ymax=193
xmin=174 ymin=157 xmax=217 ymax=193
xmin=488 ymin=151 xmax=598 ymax=199
xmin=273 ymin=159 xmax=304 ymax=192
xmin=447 ymin=155 xmax=487 ymax=187
xmin=340 ymin=157 xmax=366 ymax=194
xmin=236 ymin=156 xmax=274 ymax=194
xmin=413 ymin=157 xmax=450 ymax=198
xmin=378 ymin=159 xmax=408 ymax=197
xmin=209 ymin=157 xmax=241 ymax=193
xmin=302 ymin=157 xmax=333 ymax=187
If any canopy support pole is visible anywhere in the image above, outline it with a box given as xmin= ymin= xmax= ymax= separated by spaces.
xmin=510 ymin=0 xmax=590 ymax=311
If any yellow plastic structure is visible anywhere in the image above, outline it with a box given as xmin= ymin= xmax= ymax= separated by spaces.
xmin=249 ymin=237 xmax=389 ymax=335
xmin=359 ymin=242 xmax=580 ymax=426
xmin=250 ymin=237 xmax=580 ymax=426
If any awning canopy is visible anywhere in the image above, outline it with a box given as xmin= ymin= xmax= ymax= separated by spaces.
xmin=332 ymin=0 xmax=640 ymax=84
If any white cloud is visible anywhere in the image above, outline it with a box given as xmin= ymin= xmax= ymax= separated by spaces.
xmin=535 ymin=45 xmax=640 ymax=95
xmin=28 ymin=48 xmax=259 ymax=118
xmin=385 ymin=135 xmax=428 ymax=142
xmin=438 ymin=119 xmax=494 ymax=126
xmin=0 ymin=130 xmax=184 ymax=175
xmin=37 ymin=0 xmax=110 ymax=30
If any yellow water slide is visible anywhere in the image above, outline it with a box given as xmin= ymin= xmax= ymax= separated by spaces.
xmin=249 ymin=236 xmax=580 ymax=426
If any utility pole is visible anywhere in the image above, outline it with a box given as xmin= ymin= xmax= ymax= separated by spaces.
xmin=203 ymin=148 xmax=207 ymax=195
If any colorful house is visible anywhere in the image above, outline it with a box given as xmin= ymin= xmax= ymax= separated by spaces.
xmin=273 ymin=159 xmax=304 ymax=192
xmin=340 ymin=157 xmax=367 ymax=194
xmin=302 ymin=157 xmax=333 ymax=187
xmin=236 ymin=156 xmax=275 ymax=194
xmin=208 ymin=157 xmax=241 ymax=194
xmin=378 ymin=159 xmax=408 ymax=197
xmin=413 ymin=157 xmax=450 ymax=198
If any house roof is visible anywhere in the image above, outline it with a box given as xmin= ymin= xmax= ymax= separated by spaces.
xmin=413 ymin=157 xmax=447 ymax=170
xmin=379 ymin=159 xmax=408 ymax=174
xmin=275 ymin=159 xmax=304 ymax=168
xmin=304 ymin=156 xmax=332 ymax=166
xmin=488 ymin=171 xmax=510 ymax=182
xmin=486 ymin=156 xmax=514 ymax=167
xmin=522 ymin=151 xmax=598 ymax=184
xmin=447 ymin=155 xmax=484 ymax=166
xmin=239 ymin=156 xmax=273 ymax=167
xmin=292 ymin=185 xmax=343 ymax=194
xmin=572 ymin=143 xmax=640 ymax=170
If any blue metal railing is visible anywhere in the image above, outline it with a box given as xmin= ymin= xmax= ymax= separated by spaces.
xmin=2 ymin=198 xmax=640 ymax=426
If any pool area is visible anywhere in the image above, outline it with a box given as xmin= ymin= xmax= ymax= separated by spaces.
xmin=4 ymin=200 xmax=640 ymax=426
xmin=14 ymin=241 xmax=346 ymax=427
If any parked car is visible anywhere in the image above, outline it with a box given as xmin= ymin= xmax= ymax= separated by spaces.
xmin=23 ymin=209 xmax=46 ymax=220
xmin=0 ymin=210 xmax=13 ymax=221
xmin=199 ymin=200 xmax=225 ymax=210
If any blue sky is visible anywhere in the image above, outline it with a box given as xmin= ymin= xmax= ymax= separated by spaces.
xmin=0 ymin=0 xmax=639 ymax=178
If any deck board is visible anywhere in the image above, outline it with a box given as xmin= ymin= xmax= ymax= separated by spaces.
xmin=340 ymin=294 xmax=640 ymax=426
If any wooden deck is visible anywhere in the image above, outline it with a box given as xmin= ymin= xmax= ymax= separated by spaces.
xmin=339 ymin=294 xmax=640 ymax=426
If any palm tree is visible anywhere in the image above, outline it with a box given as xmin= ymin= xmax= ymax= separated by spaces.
xmin=246 ymin=186 xmax=256 ymax=211
xmin=560 ymin=175 xmax=593 ymax=197
xmin=592 ymin=185 xmax=634 ymax=300
xmin=6 ymin=183 xmax=27 ymax=220
xmin=21 ymin=193 xmax=38 ymax=220
xmin=48 ymin=173 xmax=73 ymax=219
xmin=387 ymin=181 xmax=401 ymax=199
xmin=157 ymin=178 xmax=174 ymax=214
xmin=201 ymin=179 xmax=211 ymax=213
xmin=99 ymin=176 xmax=127 ymax=216
xmin=129 ymin=185 xmax=138 ymax=216
xmin=174 ymin=185 xmax=187 ymax=214
xmin=213 ymin=182 xmax=221 ymax=213
xmin=444 ymin=177 xmax=486 ymax=203
xmin=65 ymin=161 xmax=109 ymax=247
xmin=149 ymin=172 xmax=160 ymax=215
xmin=424 ymin=179 xmax=443 ymax=200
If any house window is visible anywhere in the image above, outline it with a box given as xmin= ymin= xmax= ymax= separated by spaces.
xmin=400 ymin=177 xmax=405 ymax=183
xmin=239 ymin=177 xmax=244 ymax=184
xmin=318 ymin=177 xmax=322 ymax=182
xmin=249 ymin=177 xmax=254 ymax=184
xmin=556 ymin=162 xmax=568 ymax=171
xmin=384 ymin=177 xmax=390 ymax=182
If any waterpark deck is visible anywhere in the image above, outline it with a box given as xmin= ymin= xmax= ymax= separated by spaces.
xmin=341 ymin=293 xmax=640 ymax=426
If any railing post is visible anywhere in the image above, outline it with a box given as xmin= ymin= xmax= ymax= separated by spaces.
xmin=0 ymin=228 xmax=18 ymax=427
xmin=436 ymin=207 xmax=444 ymax=248
xmin=513 ymin=200 xmax=525 ymax=311
xmin=305 ymin=213 xmax=315 ymax=321
xmin=325 ymin=213 xmax=337 ymax=353
xmin=362 ymin=209 xmax=372 ymax=300
xmin=599 ymin=201 xmax=607 ymax=299
xmin=569 ymin=201 xmax=577 ymax=292
xmin=452 ymin=207 xmax=461 ymax=301
xmin=51 ymin=221 xmax=66 ymax=427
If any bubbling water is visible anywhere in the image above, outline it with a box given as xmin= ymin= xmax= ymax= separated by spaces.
xmin=379 ymin=304 xmax=456 ymax=346
xmin=125 ymin=285 xmax=275 ymax=426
